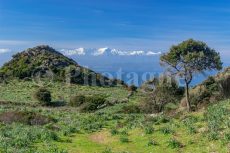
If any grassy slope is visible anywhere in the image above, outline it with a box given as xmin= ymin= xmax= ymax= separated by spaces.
xmin=0 ymin=80 xmax=229 ymax=153
xmin=0 ymin=80 xmax=129 ymax=104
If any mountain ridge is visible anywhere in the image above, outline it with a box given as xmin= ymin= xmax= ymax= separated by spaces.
xmin=60 ymin=47 xmax=162 ymax=56
xmin=0 ymin=45 xmax=123 ymax=86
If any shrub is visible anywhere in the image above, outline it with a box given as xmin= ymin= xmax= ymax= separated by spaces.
xmin=207 ymin=131 xmax=219 ymax=140
xmin=80 ymin=95 xmax=107 ymax=112
xmin=182 ymin=116 xmax=198 ymax=134
xmin=110 ymin=128 xmax=119 ymax=135
xmin=120 ymin=130 xmax=129 ymax=136
xmin=219 ymin=76 xmax=230 ymax=98
xmin=69 ymin=95 xmax=86 ymax=107
xmin=167 ymin=138 xmax=182 ymax=149
xmin=128 ymin=85 xmax=138 ymax=92
xmin=0 ymin=111 xmax=53 ymax=125
xmin=34 ymin=88 xmax=52 ymax=105
xmin=144 ymin=126 xmax=154 ymax=134
xmin=140 ymin=76 xmax=183 ymax=113
xmin=160 ymin=127 xmax=174 ymax=135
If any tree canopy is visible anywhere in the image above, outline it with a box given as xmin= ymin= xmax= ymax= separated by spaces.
xmin=160 ymin=39 xmax=222 ymax=111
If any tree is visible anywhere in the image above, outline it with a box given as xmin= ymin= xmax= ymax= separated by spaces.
xmin=160 ymin=39 xmax=222 ymax=111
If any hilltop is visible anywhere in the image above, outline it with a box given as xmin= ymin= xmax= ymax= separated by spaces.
xmin=0 ymin=45 xmax=122 ymax=86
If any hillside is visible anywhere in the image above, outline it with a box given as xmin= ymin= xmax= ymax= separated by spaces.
xmin=182 ymin=67 xmax=230 ymax=110
xmin=0 ymin=79 xmax=229 ymax=152
xmin=0 ymin=45 xmax=121 ymax=86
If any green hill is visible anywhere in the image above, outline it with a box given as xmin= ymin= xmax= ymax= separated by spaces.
xmin=0 ymin=45 xmax=120 ymax=86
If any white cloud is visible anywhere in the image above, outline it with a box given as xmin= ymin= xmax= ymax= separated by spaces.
xmin=0 ymin=48 xmax=11 ymax=54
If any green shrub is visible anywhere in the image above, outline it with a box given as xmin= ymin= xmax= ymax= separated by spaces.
xmin=80 ymin=95 xmax=107 ymax=112
xmin=167 ymin=138 xmax=182 ymax=149
xmin=207 ymin=131 xmax=219 ymax=140
xmin=110 ymin=128 xmax=119 ymax=135
xmin=160 ymin=127 xmax=174 ymax=135
xmin=182 ymin=116 xmax=198 ymax=134
xmin=34 ymin=88 xmax=52 ymax=105
xmin=69 ymin=95 xmax=86 ymax=107
xmin=223 ymin=132 xmax=230 ymax=143
xmin=120 ymin=130 xmax=128 ymax=136
xmin=144 ymin=126 xmax=154 ymax=134
xmin=141 ymin=76 xmax=183 ymax=113
xmin=219 ymin=76 xmax=230 ymax=98
xmin=128 ymin=85 xmax=138 ymax=92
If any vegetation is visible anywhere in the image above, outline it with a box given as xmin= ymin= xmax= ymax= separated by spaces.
xmin=0 ymin=44 xmax=229 ymax=153
xmin=160 ymin=39 xmax=222 ymax=111
xmin=34 ymin=88 xmax=52 ymax=105
xmin=0 ymin=45 xmax=122 ymax=86
xmin=140 ymin=76 xmax=183 ymax=113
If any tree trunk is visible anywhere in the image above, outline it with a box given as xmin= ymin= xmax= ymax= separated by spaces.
xmin=185 ymin=82 xmax=191 ymax=111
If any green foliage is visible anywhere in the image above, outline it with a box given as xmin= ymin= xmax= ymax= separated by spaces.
xmin=0 ymin=45 xmax=115 ymax=86
xmin=182 ymin=116 xmax=197 ymax=134
xmin=120 ymin=136 xmax=129 ymax=143
xmin=80 ymin=95 xmax=107 ymax=112
xmin=167 ymin=138 xmax=182 ymax=149
xmin=34 ymin=88 xmax=52 ymax=105
xmin=120 ymin=104 xmax=141 ymax=114
xmin=144 ymin=125 xmax=154 ymax=134
xmin=110 ymin=128 xmax=119 ymax=135
xmin=160 ymin=126 xmax=174 ymax=135
xmin=69 ymin=95 xmax=86 ymax=107
xmin=219 ymin=75 xmax=230 ymax=98
xmin=160 ymin=39 xmax=222 ymax=111
xmin=141 ymin=76 xmax=182 ymax=113
xmin=147 ymin=139 xmax=158 ymax=147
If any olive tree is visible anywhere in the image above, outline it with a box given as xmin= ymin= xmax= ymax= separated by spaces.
xmin=160 ymin=39 xmax=222 ymax=111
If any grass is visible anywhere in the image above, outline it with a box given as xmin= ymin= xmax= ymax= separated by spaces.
xmin=0 ymin=80 xmax=229 ymax=153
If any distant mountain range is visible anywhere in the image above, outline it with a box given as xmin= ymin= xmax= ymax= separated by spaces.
xmin=59 ymin=47 xmax=162 ymax=56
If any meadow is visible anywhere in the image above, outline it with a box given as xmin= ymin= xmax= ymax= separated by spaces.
xmin=0 ymin=80 xmax=229 ymax=153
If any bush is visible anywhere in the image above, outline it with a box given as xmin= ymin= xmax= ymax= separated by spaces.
xmin=160 ymin=127 xmax=174 ymax=135
xmin=0 ymin=111 xmax=53 ymax=125
xmin=219 ymin=76 xmax=230 ymax=98
xmin=140 ymin=76 xmax=183 ymax=113
xmin=144 ymin=126 xmax=154 ymax=134
xmin=128 ymin=84 xmax=138 ymax=92
xmin=167 ymin=138 xmax=182 ymax=149
xmin=34 ymin=88 xmax=52 ymax=105
xmin=110 ymin=128 xmax=119 ymax=135
xmin=80 ymin=95 xmax=107 ymax=112
xmin=69 ymin=95 xmax=86 ymax=107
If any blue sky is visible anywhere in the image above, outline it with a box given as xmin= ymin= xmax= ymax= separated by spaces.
xmin=0 ymin=0 xmax=230 ymax=56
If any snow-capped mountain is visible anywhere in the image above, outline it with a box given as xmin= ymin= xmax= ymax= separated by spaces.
xmin=60 ymin=47 xmax=161 ymax=56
